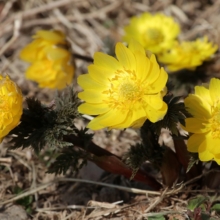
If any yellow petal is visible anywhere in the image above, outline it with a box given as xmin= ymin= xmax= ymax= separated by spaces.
xmin=116 ymin=103 xmax=147 ymax=128
xmin=20 ymin=41 xmax=39 ymax=62
xmin=148 ymin=68 xmax=168 ymax=94
xmin=144 ymin=94 xmax=164 ymax=110
xmin=78 ymin=103 xmax=110 ymax=115
xmin=46 ymin=47 xmax=70 ymax=61
xmin=77 ymin=74 xmax=105 ymax=90
xmin=128 ymin=40 xmax=145 ymax=56
xmin=78 ymin=90 xmax=106 ymax=103
xmin=94 ymin=52 xmax=122 ymax=70
xmin=194 ymin=86 xmax=212 ymax=106
xmin=184 ymin=118 xmax=209 ymax=133
xmin=198 ymin=141 xmax=214 ymax=162
xmin=146 ymin=55 xmax=160 ymax=84
xmin=35 ymin=30 xmax=65 ymax=44
xmin=209 ymin=78 xmax=220 ymax=104
xmin=88 ymin=65 xmax=115 ymax=85
xmin=115 ymin=42 xmax=136 ymax=71
xmin=187 ymin=133 xmax=206 ymax=152
xmin=204 ymin=133 xmax=220 ymax=155
xmin=145 ymin=101 xmax=167 ymax=122
xmin=87 ymin=109 xmax=128 ymax=130
xmin=134 ymin=51 xmax=151 ymax=81
xmin=184 ymin=94 xmax=211 ymax=119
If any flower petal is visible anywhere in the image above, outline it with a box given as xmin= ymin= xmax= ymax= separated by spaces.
xmin=195 ymin=85 xmax=212 ymax=106
xmin=145 ymin=101 xmax=167 ymax=122
xmin=148 ymin=67 xmax=168 ymax=94
xmin=78 ymin=74 xmax=105 ymax=90
xmin=115 ymin=43 xmax=136 ymax=71
xmin=88 ymin=65 xmax=115 ymax=85
xmin=94 ymin=52 xmax=122 ymax=70
xmin=78 ymin=90 xmax=106 ymax=103
xmin=87 ymin=109 xmax=128 ymax=130
xmin=184 ymin=118 xmax=209 ymax=133
xmin=198 ymin=140 xmax=214 ymax=162
xmin=184 ymin=94 xmax=212 ymax=119
xmin=78 ymin=103 xmax=110 ymax=115
xmin=209 ymin=78 xmax=220 ymax=104
xmin=187 ymin=133 xmax=206 ymax=152
xmin=144 ymin=94 xmax=164 ymax=110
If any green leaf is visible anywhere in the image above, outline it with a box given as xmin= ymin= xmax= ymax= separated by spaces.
xmin=211 ymin=203 xmax=220 ymax=212
xmin=187 ymin=195 xmax=208 ymax=211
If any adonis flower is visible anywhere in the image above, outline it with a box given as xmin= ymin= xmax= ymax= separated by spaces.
xmin=123 ymin=13 xmax=180 ymax=54
xmin=78 ymin=40 xmax=168 ymax=130
xmin=158 ymin=37 xmax=218 ymax=72
xmin=184 ymin=78 xmax=220 ymax=164
xmin=0 ymin=75 xmax=23 ymax=142
xmin=20 ymin=30 xmax=74 ymax=90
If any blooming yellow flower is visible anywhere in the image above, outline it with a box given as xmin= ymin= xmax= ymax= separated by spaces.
xmin=158 ymin=37 xmax=218 ymax=71
xmin=123 ymin=12 xmax=180 ymax=54
xmin=78 ymin=40 xmax=168 ymax=130
xmin=0 ymin=75 xmax=23 ymax=142
xmin=184 ymin=78 xmax=220 ymax=164
xmin=20 ymin=30 xmax=67 ymax=63
xmin=20 ymin=30 xmax=74 ymax=90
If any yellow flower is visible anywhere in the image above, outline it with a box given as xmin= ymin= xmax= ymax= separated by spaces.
xmin=78 ymin=40 xmax=168 ymax=130
xmin=184 ymin=78 xmax=220 ymax=164
xmin=20 ymin=30 xmax=74 ymax=90
xmin=0 ymin=75 xmax=23 ymax=142
xmin=25 ymin=58 xmax=74 ymax=90
xmin=20 ymin=30 xmax=67 ymax=63
xmin=123 ymin=12 xmax=180 ymax=54
xmin=158 ymin=37 xmax=218 ymax=71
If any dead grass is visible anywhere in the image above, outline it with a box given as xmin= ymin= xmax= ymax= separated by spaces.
xmin=0 ymin=0 xmax=220 ymax=219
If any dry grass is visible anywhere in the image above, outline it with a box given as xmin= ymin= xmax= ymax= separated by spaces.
xmin=0 ymin=0 xmax=220 ymax=219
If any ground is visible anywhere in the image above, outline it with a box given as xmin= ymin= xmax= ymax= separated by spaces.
xmin=0 ymin=0 xmax=220 ymax=219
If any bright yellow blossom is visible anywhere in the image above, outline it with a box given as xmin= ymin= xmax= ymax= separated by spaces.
xmin=158 ymin=37 xmax=218 ymax=71
xmin=123 ymin=12 xmax=180 ymax=54
xmin=0 ymin=75 xmax=23 ymax=142
xmin=184 ymin=78 xmax=220 ymax=164
xmin=20 ymin=30 xmax=74 ymax=90
xmin=78 ymin=40 xmax=168 ymax=130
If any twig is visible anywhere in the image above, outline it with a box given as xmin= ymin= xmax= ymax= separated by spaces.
xmin=0 ymin=1 xmax=122 ymax=37
xmin=74 ymin=53 xmax=94 ymax=63
xmin=0 ymin=0 xmax=16 ymax=22
xmin=0 ymin=177 xmax=161 ymax=206
xmin=0 ymin=14 xmax=21 ymax=56
xmin=0 ymin=157 xmax=12 ymax=164
xmin=144 ymin=187 xmax=169 ymax=213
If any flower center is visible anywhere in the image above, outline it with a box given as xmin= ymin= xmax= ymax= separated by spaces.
xmin=144 ymin=28 xmax=164 ymax=46
xmin=102 ymin=69 xmax=146 ymax=110
xmin=119 ymin=82 xmax=139 ymax=101
xmin=210 ymin=104 xmax=220 ymax=138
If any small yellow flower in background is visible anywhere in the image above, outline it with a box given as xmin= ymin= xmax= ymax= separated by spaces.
xmin=184 ymin=78 xmax=220 ymax=164
xmin=20 ymin=30 xmax=74 ymax=90
xmin=0 ymin=75 xmax=23 ymax=142
xmin=123 ymin=12 xmax=180 ymax=54
xmin=78 ymin=40 xmax=168 ymax=130
xmin=158 ymin=37 xmax=218 ymax=72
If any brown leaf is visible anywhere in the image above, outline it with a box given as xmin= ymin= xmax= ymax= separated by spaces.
xmin=160 ymin=147 xmax=181 ymax=187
